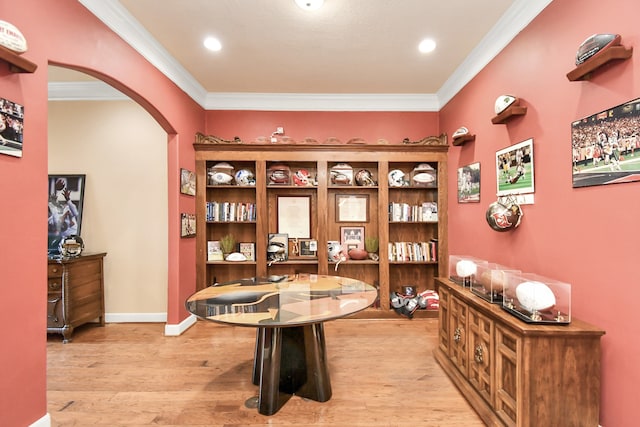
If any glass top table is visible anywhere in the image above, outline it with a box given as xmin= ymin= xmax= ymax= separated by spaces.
xmin=185 ymin=274 xmax=377 ymax=415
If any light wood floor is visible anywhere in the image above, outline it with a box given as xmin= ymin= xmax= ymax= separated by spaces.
xmin=47 ymin=318 xmax=484 ymax=426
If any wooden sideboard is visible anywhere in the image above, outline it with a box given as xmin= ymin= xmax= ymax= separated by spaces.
xmin=434 ymin=277 xmax=604 ymax=426
xmin=47 ymin=253 xmax=106 ymax=343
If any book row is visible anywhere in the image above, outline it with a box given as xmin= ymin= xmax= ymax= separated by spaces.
xmin=206 ymin=202 xmax=256 ymax=222
xmin=388 ymin=240 xmax=438 ymax=262
xmin=389 ymin=202 xmax=438 ymax=222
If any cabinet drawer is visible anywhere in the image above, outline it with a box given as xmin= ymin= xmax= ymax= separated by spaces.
xmin=48 ymin=264 xmax=63 ymax=278
xmin=48 ymin=278 xmax=62 ymax=291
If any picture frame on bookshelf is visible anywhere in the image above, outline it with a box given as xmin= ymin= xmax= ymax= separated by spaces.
xmin=267 ymin=233 xmax=288 ymax=262
xmin=298 ymin=239 xmax=318 ymax=257
xmin=336 ymin=194 xmax=369 ymax=222
xmin=180 ymin=168 xmax=196 ymax=196
xmin=457 ymin=162 xmax=480 ymax=203
xmin=239 ymin=242 xmax=255 ymax=261
xmin=340 ymin=226 xmax=365 ymax=251
xmin=277 ymin=195 xmax=311 ymax=238
xmin=180 ymin=213 xmax=196 ymax=238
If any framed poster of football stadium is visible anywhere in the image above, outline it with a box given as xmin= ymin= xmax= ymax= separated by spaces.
xmin=571 ymin=97 xmax=640 ymax=188
xmin=496 ymin=138 xmax=534 ymax=197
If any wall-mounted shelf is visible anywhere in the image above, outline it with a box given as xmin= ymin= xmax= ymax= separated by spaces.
xmin=566 ymin=45 xmax=633 ymax=81
xmin=0 ymin=45 xmax=37 ymax=73
xmin=491 ymin=105 xmax=527 ymax=125
xmin=452 ymin=134 xmax=475 ymax=146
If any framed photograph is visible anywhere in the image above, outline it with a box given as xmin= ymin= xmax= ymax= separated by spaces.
xmin=336 ymin=194 xmax=369 ymax=222
xmin=180 ymin=213 xmax=196 ymax=237
xmin=340 ymin=226 xmax=365 ymax=251
xmin=457 ymin=162 xmax=481 ymax=203
xmin=268 ymin=233 xmax=288 ymax=262
xmin=180 ymin=168 xmax=196 ymax=196
xmin=277 ymin=196 xmax=311 ymax=238
xmin=298 ymin=239 xmax=318 ymax=257
xmin=572 ymin=97 xmax=640 ymax=188
xmin=0 ymin=97 xmax=24 ymax=158
xmin=496 ymin=138 xmax=535 ymax=196
xmin=48 ymin=174 xmax=86 ymax=256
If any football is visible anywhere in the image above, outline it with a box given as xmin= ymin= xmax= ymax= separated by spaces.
xmin=211 ymin=172 xmax=233 ymax=185
xmin=494 ymin=95 xmax=518 ymax=115
xmin=412 ymin=172 xmax=436 ymax=184
xmin=515 ymin=281 xmax=556 ymax=312
xmin=0 ymin=20 xmax=28 ymax=53
xmin=575 ymin=33 xmax=621 ymax=65
xmin=452 ymin=126 xmax=469 ymax=139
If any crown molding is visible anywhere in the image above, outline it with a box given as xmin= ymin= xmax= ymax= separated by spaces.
xmin=76 ymin=0 xmax=552 ymax=111
xmin=437 ymin=0 xmax=553 ymax=107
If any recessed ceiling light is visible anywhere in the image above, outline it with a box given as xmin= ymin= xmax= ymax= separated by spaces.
xmin=295 ymin=0 xmax=324 ymax=11
xmin=204 ymin=37 xmax=222 ymax=52
xmin=418 ymin=38 xmax=437 ymax=54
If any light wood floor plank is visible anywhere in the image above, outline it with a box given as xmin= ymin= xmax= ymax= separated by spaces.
xmin=47 ymin=318 xmax=483 ymax=426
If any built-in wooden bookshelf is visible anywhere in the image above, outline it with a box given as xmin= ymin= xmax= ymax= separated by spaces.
xmin=193 ymin=133 xmax=449 ymax=317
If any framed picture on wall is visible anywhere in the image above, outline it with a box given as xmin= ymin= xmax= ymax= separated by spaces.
xmin=0 ymin=97 xmax=24 ymax=158
xmin=48 ymin=174 xmax=86 ymax=256
xmin=571 ymin=97 xmax=640 ymax=188
xmin=180 ymin=168 xmax=196 ymax=196
xmin=180 ymin=213 xmax=196 ymax=237
xmin=496 ymin=138 xmax=534 ymax=196
xmin=457 ymin=162 xmax=480 ymax=203
xmin=340 ymin=226 xmax=365 ymax=251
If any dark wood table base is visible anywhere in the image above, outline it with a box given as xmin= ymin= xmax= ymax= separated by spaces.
xmin=252 ymin=323 xmax=332 ymax=415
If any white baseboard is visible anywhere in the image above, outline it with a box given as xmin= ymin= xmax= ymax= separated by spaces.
xmin=104 ymin=312 xmax=167 ymax=323
xmin=164 ymin=314 xmax=197 ymax=336
xmin=30 ymin=412 xmax=50 ymax=427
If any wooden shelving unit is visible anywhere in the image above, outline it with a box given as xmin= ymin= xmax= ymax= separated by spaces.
xmin=567 ymin=44 xmax=633 ymax=81
xmin=0 ymin=45 xmax=37 ymax=73
xmin=452 ymin=134 xmax=475 ymax=146
xmin=194 ymin=134 xmax=449 ymax=318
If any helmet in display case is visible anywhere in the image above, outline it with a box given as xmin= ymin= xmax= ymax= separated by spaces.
xmin=355 ymin=169 xmax=375 ymax=186
xmin=234 ymin=169 xmax=255 ymax=186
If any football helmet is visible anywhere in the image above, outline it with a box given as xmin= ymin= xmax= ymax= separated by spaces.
xmin=293 ymin=169 xmax=310 ymax=186
xmin=388 ymin=169 xmax=405 ymax=187
xmin=59 ymin=235 xmax=84 ymax=258
xmin=234 ymin=169 xmax=255 ymax=186
xmin=355 ymin=169 xmax=375 ymax=186
xmin=485 ymin=199 xmax=523 ymax=232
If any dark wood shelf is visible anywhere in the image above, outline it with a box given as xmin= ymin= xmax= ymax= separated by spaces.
xmin=567 ymin=45 xmax=633 ymax=81
xmin=491 ymin=105 xmax=527 ymax=125
xmin=452 ymin=134 xmax=476 ymax=146
xmin=0 ymin=45 xmax=37 ymax=73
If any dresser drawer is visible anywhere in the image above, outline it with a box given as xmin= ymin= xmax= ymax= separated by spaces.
xmin=48 ymin=278 xmax=62 ymax=291
xmin=48 ymin=264 xmax=63 ymax=278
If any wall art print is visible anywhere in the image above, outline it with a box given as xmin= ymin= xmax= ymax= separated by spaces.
xmin=0 ymin=97 xmax=24 ymax=158
xmin=496 ymin=138 xmax=534 ymax=197
xmin=457 ymin=162 xmax=480 ymax=203
xmin=572 ymin=97 xmax=640 ymax=188
xmin=48 ymin=174 xmax=86 ymax=256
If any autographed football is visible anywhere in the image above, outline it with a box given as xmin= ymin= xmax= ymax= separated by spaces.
xmin=515 ymin=281 xmax=556 ymax=312
xmin=494 ymin=95 xmax=518 ymax=115
xmin=452 ymin=126 xmax=469 ymax=139
xmin=575 ymin=33 xmax=621 ymax=65
xmin=0 ymin=20 xmax=28 ymax=53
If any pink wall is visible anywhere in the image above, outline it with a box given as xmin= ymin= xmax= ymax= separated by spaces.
xmin=205 ymin=110 xmax=439 ymax=143
xmin=0 ymin=1 xmax=203 ymax=425
xmin=440 ymin=0 xmax=639 ymax=425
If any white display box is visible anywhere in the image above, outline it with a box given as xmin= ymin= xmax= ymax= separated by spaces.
xmin=448 ymin=255 xmax=488 ymax=288
xmin=502 ymin=272 xmax=571 ymax=324
xmin=471 ymin=263 xmax=520 ymax=304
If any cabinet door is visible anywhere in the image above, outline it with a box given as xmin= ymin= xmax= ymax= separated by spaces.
xmin=495 ymin=324 xmax=521 ymax=426
xmin=437 ymin=285 xmax=450 ymax=354
xmin=467 ymin=307 xmax=493 ymax=405
xmin=448 ymin=295 xmax=468 ymax=376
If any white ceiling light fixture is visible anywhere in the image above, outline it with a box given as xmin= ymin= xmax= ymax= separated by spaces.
xmin=295 ymin=0 xmax=324 ymax=11
xmin=204 ymin=36 xmax=222 ymax=52
xmin=418 ymin=38 xmax=437 ymax=54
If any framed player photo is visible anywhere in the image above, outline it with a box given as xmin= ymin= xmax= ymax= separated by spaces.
xmin=496 ymin=138 xmax=534 ymax=197
xmin=457 ymin=162 xmax=480 ymax=203
xmin=571 ymin=97 xmax=640 ymax=188
xmin=48 ymin=174 xmax=86 ymax=257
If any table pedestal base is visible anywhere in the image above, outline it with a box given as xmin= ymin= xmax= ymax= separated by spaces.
xmin=252 ymin=323 xmax=332 ymax=415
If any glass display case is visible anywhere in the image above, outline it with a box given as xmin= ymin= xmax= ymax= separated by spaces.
xmin=448 ymin=255 xmax=488 ymax=288
xmin=471 ymin=262 xmax=520 ymax=303
xmin=502 ymin=272 xmax=571 ymax=324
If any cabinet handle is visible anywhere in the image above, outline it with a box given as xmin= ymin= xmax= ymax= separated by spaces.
xmin=474 ymin=344 xmax=484 ymax=364
xmin=453 ymin=327 xmax=462 ymax=344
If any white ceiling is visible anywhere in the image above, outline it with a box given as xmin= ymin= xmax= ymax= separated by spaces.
xmin=48 ymin=0 xmax=553 ymax=111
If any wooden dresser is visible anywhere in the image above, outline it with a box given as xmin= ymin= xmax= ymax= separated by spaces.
xmin=434 ymin=277 xmax=604 ymax=427
xmin=47 ymin=253 xmax=106 ymax=343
